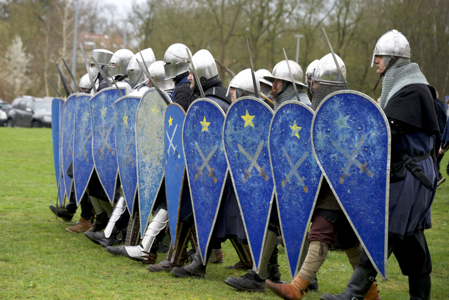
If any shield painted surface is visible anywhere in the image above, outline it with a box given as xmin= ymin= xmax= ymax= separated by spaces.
xmin=58 ymin=98 xmax=64 ymax=205
xmin=312 ymin=90 xmax=390 ymax=279
xmin=223 ymin=96 xmax=274 ymax=271
xmin=51 ymin=98 xmax=60 ymax=195
xmin=62 ymin=94 xmax=76 ymax=200
xmin=269 ymin=101 xmax=322 ymax=279
xmin=115 ymin=95 xmax=141 ymax=214
xmin=183 ymin=99 xmax=228 ymax=264
xmin=136 ymin=88 xmax=169 ymax=236
xmin=164 ymin=103 xmax=186 ymax=248
xmin=91 ymin=87 xmax=125 ymax=202
xmin=73 ymin=93 xmax=94 ymax=205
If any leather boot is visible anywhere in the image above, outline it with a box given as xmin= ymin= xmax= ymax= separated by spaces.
xmin=66 ymin=217 xmax=92 ymax=233
xmin=49 ymin=205 xmax=74 ymax=222
xmin=320 ymin=267 xmax=377 ymax=300
xmin=208 ymin=249 xmax=223 ymax=264
xmin=409 ymin=275 xmax=431 ymax=300
xmin=171 ymin=248 xmax=207 ymax=278
xmin=148 ymin=221 xmax=191 ymax=272
xmin=84 ymin=226 xmax=122 ymax=247
xmin=225 ymin=270 xmax=266 ymax=292
xmin=91 ymin=211 xmax=109 ymax=232
xmin=147 ymin=246 xmax=187 ymax=272
xmin=364 ymin=282 xmax=381 ymax=300
xmin=265 ymin=276 xmax=309 ymax=299
xmin=226 ymin=241 xmax=252 ymax=270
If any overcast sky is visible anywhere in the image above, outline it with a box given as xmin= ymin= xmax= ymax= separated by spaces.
xmin=96 ymin=0 xmax=146 ymax=18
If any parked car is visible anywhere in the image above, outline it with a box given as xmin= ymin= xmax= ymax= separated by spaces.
xmin=0 ymin=100 xmax=10 ymax=126
xmin=7 ymin=96 xmax=52 ymax=128
xmin=0 ymin=99 xmax=10 ymax=113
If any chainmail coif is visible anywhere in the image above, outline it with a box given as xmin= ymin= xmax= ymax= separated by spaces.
xmin=311 ymin=81 xmax=345 ymax=111
xmin=379 ymin=57 xmax=428 ymax=109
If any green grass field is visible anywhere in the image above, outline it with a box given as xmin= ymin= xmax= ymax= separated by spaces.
xmin=0 ymin=127 xmax=448 ymax=299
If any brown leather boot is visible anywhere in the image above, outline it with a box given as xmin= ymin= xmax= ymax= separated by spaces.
xmin=266 ymin=276 xmax=309 ymax=300
xmin=66 ymin=217 xmax=92 ymax=233
xmin=364 ymin=282 xmax=381 ymax=300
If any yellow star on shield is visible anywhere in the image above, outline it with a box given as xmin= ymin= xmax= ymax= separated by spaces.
xmin=152 ymin=105 xmax=160 ymax=115
xmin=200 ymin=116 xmax=210 ymax=132
xmin=241 ymin=110 xmax=255 ymax=128
xmin=123 ymin=113 xmax=129 ymax=125
xmin=101 ymin=107 xmax=107 ymax=116
xmin=169 ymin=116 xmax=173 ymax=127
xmin=290 ymin=120 xmax=302 ymax=139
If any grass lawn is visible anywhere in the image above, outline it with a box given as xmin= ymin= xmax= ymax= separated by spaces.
xmin=0 ymin=127 xmax=448 ymax=299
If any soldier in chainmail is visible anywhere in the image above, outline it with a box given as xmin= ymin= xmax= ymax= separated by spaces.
xmin=263 ymin=60 xmax=311 ymax=112
xmin=266 ymin=53 xmax=381 ymax=300
xmin=320 ymin=30 xmax=438 ymax=300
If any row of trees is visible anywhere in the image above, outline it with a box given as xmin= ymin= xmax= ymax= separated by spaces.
xmin=0 ymin=0 xmax=448 ymax=103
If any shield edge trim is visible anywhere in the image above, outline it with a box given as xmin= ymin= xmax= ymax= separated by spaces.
xmin=164 ymin=102 xmax=186 ymax=249
xmin=311 ymin=89 xmax=391 ymax=280
xmin=182 ymin=98 xmax=228 ymax=265
xmin=114 ymin=94 xmax=141 ymax=215
xmin=89 ymin=87 xmax=121 ymax=203
xmin=73 ymin=92 xmax=95 ymax=205
xmin=268 ymin=100 xmax=324 ymax=280
xmin=63 ymin=94 xmax=77 ymax=199
xmin=135 ymin=87 xmax=168 ymax=236
xmin=222 ymin=96 xmax=274 ymax=272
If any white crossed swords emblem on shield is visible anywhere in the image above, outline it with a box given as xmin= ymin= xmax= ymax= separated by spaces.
xmin=98 ymin=124 xmax=114 ymax=159
xmin=281 ymin=146 xmax=309 ymax=193
xmin=166 ymin=124 xmax=181 ymax=159
xmin=332 ymin=135 xmax=374 ymax=184
xmin=194 ymin=141 xmax=218 ymax=183
xmin=238 ymin=140 xmax=269 ymax=183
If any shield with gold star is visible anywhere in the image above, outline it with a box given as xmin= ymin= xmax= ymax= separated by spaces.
xmin=62 ymin=94 xmax=77 ymax=200
xmin=164 ymin=103 xmax=186 ymax=248
xmin=73 ymin=93 xmax=94 ymax=205
xmin=114 ymin=95 xmax=141 ymax=214
xmin=136 ymin=88 xmax=170 ymax=236
xmin=223 ymin=96 xmax=274 ymax=273
xmin=183 ymin=99 xmax=228 ymax=264
xmin=312 ymin=90 xmax=390 ymax=280
xmin=91 ymin=87 xmax=126 ymax=203
xmin=269 ymin=101 xmax=323 ymax=279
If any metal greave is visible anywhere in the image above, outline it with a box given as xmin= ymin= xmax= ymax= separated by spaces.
xmin=104 ymin=195 xmax=127 ymax=238
xmin=256 ymin=229 xmax=277 ymax=280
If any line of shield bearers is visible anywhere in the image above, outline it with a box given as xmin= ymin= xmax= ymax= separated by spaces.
xmin=50 ymin=29 xmax=437 ymax=300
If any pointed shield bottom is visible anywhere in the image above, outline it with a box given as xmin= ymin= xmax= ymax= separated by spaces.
xmin=136 ymin=88 xmax=169 ymax=236
xmin=165 ymin=103 xmax=186 ymax=248
xmin=183 ymin=99 xmax=228 ymax=264
xmin=91 ymin=87 xmax=125 ymax=202
xmin=115 ymin=95 xmax=141 ymax=214
xmin=62 ymin=94 xmax=76 ymax=200
xmin=312 ymin=90 xmax=390 ymax=280
xmin=223 ymin=97 xmax=274 ymax=272
xmin=269 ymin=101 xmax=322 ymax=279
xmin=73 ymin=93 xmax=94 ymax=205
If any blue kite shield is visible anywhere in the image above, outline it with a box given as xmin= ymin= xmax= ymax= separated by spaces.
xmin=164 ymin=103 xmax=186 ymax=248
xmin=91 ymin=87 xmax=126 ymax=203
xmin=269 ymin=101 xmax=323 ymax=279
xmin=136 ymin=88 xmax=169 ymax=236
xmin=51 ymin=98 xmax=61 ymax=202
xmin=312 ymin=90 xmax=390 ymax=280
xmin=73 ymin=93 xmax=94 ymax=205
xmin=114 ymin=95 xmax=141 ymax=214
xmin=58 ymin=98 xmax=64 ymax=206
xmin=62 ymin=94 xmax=76 ymax=200
xmin=223 ymin=96 xmax=274 ymax=272
xmin=183 ymin=99 xmax=228 ymax=264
